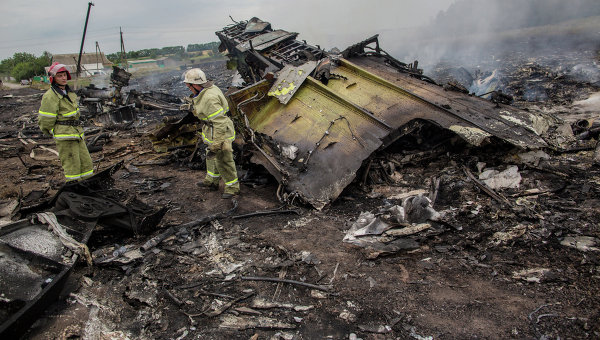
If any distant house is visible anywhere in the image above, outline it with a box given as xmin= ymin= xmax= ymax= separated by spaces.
xmin=127 ymin=58 xmax=161 ymax=70
xmin=126 ymin=56 xmax=179 ymax=70
xmin=46 ymin=53 xmax=113 ymax=77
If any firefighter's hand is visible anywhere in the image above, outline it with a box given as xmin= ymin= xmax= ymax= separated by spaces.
xmin=179 ymin=103 xmax=192 ymax=111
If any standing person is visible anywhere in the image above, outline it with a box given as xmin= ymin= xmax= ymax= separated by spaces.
xmin=183 ymin=68 xmax=240 ymax=199
xmin=38 ymin=62 xmax=93 ymax=181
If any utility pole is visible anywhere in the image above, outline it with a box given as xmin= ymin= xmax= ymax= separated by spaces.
xmin=76 ymin=2 xmax=94 ymax=77
xmin=120 ymin=27 xmax=128 ymax=70
xmin=95 ymin=41 xmax=102 ymax=73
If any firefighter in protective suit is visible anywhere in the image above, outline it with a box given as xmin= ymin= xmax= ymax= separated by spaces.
xmin=38 ymin=62 xmax=93 ymax=181
xmin=183 ymin=68 xmax=240 ymax=199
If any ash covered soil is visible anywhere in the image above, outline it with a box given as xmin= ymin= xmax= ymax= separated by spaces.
xmin=1 ymin=43 xmax=600 ymax=340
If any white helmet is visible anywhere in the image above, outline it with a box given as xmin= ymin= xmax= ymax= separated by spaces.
xmin=183 ymin=68 xmax=208 ymax=85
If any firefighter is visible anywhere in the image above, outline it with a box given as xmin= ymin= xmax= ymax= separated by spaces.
xmin=183 ymin=68 xmax=240 ymax=199
xmin=38 ymin=62 xmax=93 ymax=181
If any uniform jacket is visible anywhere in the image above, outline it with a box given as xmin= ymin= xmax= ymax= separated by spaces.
xmin=38 ymin=84 xmax=83 ymax=140
xmin=191 ymin=85 xmax=235 ymax=145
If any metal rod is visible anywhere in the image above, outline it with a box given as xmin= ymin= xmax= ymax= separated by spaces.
xmin=231 ymin=208 xmax=300 ymax=219
xmin=76 ymin=2 xmax=94 ymax=77
xmin=241 ymin=276 xmax=331 ymax=292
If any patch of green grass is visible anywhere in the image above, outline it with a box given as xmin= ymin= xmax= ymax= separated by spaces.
xmin=30 ymin=81 xmax=50 ymax=90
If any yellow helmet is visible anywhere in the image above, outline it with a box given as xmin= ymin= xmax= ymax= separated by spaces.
xmin=183 ymin=68 xmax=208 ymax=85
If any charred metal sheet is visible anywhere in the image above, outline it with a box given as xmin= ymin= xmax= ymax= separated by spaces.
xmin=52 ymin=162 xmax=167 ymax=235
xmin=219 ymin=18 xmax=549 ymax=209
xmin=79 ymin=66 xmax=139 ymax=127
xmin=268 ymin=61 xmax=317 ymax=104
xmin=0 ymin=161 xmax=167 ymax=338
xmin=148 ymin=111 xmax=203 ymax=153
xmin=244 ymin=17 xmax=271 ymax=33
xmin=216 ymin=21 xmax=325 ymax=83
xmin=0 ymin=211 xmax=96 ymax=338
xmin=326 ymin=58 xmax=547 ymax=149
xmin=237 ymin=30 xmax=298 ymax=53
xmin=94 ymin=103 xmax=137 ymax=126
xmin=230 ymin=76 xmax=391 ymax=209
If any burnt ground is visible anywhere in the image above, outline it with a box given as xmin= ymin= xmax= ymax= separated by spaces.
xmin=1 ymin=41 xmax=600 ymax=340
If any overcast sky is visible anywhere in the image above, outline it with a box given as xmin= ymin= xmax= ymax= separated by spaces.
xmin=0 ymin=0 xmax=456 ymax=61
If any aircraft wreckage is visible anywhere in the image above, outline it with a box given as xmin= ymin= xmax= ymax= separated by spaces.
xmin=0 ymin=163 xmax=166 ymax=338
xmin=216 ymin=17 xmax=549 ymax=209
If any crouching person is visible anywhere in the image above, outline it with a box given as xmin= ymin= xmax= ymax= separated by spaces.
xmin=183 ymin=68 xmax=240 ymax=199
xmin=38 ymin=62 xmax=93 ymax=181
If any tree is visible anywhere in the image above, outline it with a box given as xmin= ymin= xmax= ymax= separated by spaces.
xmin=0 ymin=51 xmax=51 ymax=80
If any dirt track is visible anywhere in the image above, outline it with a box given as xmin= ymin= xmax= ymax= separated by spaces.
xmin=1 ymin=46 xmax=599 ymax=339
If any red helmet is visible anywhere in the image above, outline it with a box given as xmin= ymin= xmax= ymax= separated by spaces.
xmin=48 ymin=62 xmax=71 ymax=83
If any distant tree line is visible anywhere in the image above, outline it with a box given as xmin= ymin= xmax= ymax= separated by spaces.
xmin=0 ymin=52 xmax=51 ymax=81
xmin=187 ymin=42 xmax=219 ymax=53
xmin=0 ymin=41 xmax=223 ymax=80
xmin=106 ymin=46 xmax=185 ymax=62
xmin=105 ymin=42 xmax=220 ymax=63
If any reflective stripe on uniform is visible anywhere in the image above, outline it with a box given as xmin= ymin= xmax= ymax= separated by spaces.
xmin=54 ymin=133 xmax=84 ymax=139
xmin=65 ymin=169 xmax=93 ymax=180
xmin=201 ymin=107 xmax=228 ymax=121
xmin=62 ymin=109 xmax=79 ymax=117
xmin=228 ymin=130 xmax=236 ymax=140
xmin=225 ymin=178 xmax=238 ymax=186
xmin=202 ymin=131 xmax=213 ymax=143
xmin=39 ymin=111 xmax=57 ymax=117
xmin=201 ymin=107 xmax=223 ymax=120
xmin=80 ymin=169 xmax=93 ymax=177
xmin=207 ymin=170 xmax=221 ymax=178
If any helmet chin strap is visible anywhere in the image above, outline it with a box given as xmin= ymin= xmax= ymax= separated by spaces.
xmin=192 ymin=83 xmax=204 ymax=95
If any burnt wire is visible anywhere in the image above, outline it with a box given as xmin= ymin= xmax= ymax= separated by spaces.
xmin=302 ymin=116 xmax=364 ymax=170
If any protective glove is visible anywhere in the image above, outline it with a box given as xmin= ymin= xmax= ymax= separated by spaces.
xmin=179 ymin=103 xmax=192 ymax=111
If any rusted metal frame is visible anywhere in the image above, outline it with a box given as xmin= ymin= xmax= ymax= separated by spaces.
xmin=222 ymin=24 xmax=244 ymax=35
xmin=230 ymin=29 xmax=252 ymax=40
xmin=247 ymin=33 xmax=298 ymax=52
xmin=277 ymin=41 xmax=302 ymax=55
xmin=220 ymin=21 xmax=244 ymax=33
xmin=269 ymin=50 xmax=293 ymax=64
xmin=247 ymin=50 xmax=282 ymax=78
xmin=235 ymin=32 xmax=265 ymax=45
xmin=338 ymin=59 xmax=509 ymax=138
xmin=220 ymin=26 xmax=241 ymax=35
xmin=275 ymin=39 xmax=323 ymax=61
xmin=273 ymin=40 xmax=298 ymax=53
xmin=272 ymin=41 xmax=297 ymax=53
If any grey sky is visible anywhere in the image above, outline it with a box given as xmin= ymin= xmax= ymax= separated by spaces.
xmin=0 ymin=0 xmax=455 ymax=60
